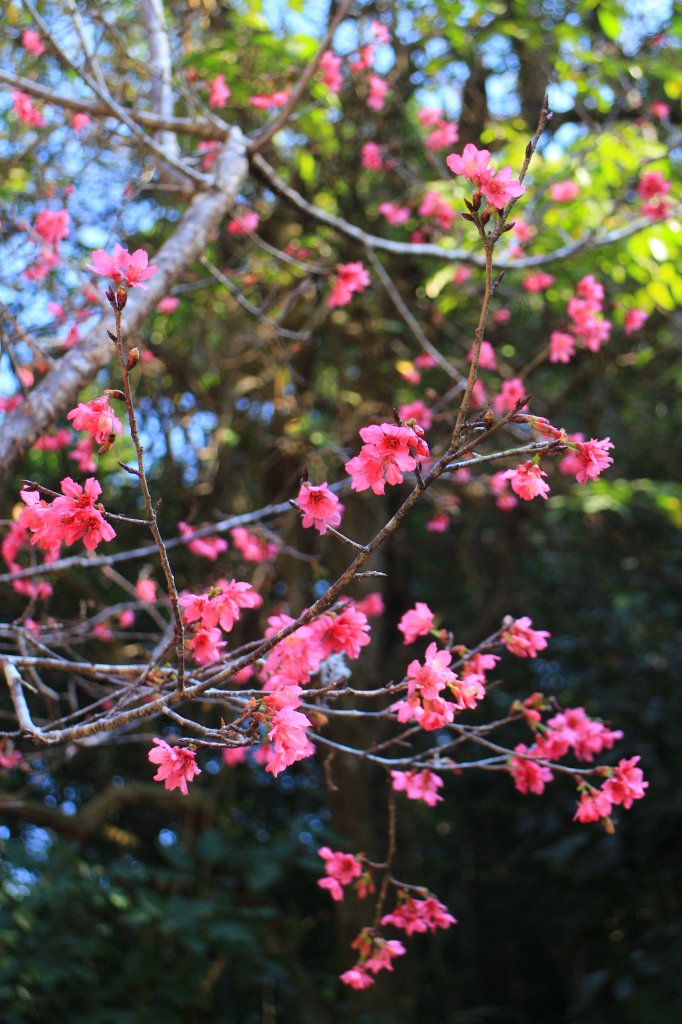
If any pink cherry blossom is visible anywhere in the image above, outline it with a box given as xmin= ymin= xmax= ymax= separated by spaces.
xmin=67 ymin=394 xmax=124 ymax=445
xmin=328 ymin=261 xmax=370 ymax=308
xmin=266 ymin=705 xmax=315 ymax=776
xmin=453 ymin=265 xmax=472 ymax=285
xmin=468 ymin=340 xmax=497 ymax=370
xmin=340 ymin=967 xmax=374 ymax=990
xmin=296 ymin=481 xmax=344 ymax=535
xmin=426 ymin=513 xmax=450 ymax=533
xmin=391 ymin=768 xmax=444 ymax=806
xmin=378 ymin=202 xmax=410 ymax=226
xmin=446 ymin=143 xmax=492 ymax=185
xmin=208 ymin=73 xmax=230 ymax=108
xmin=602 ymin=756 xmax=648 ymax=809
xmin=549 ymin=330 xmax=576 ymax=364
xmin=398 ymin=601 xmax=435 ymax=644
xmin=480 ymin=166 xmax=526 ymax=210
xmin=187 ymin=626 xmax=226 ymax=664
xmin=22 ymin=29 xmax=45 ymax=56
xmin=72 ymin=112 xmax=90 ymax=132
xmin=180 ymin=578 xmax=261 ymax=633
xmin=574 ymin=788 xmax=613 ymax=823
xmin=493 ymin=377 xmax=527 ymax=415
xmin=177 ymin=521 xmax=229 ymax=560
xmin=502 ymin=617 xmax=549 ymax=659
xmin=349 ymin=45 xmax=375 ymax=73
xmin=249 ymin=89 xmax=291 ymax=109
xmin=19 ymin=477 xmax=116 ymax=552
xmin=418 ymin=191 xmax=455 ymax=230
xmin=504 ymin=461 xmax=550 ymax=501
xmin=148 ymin=737 xmax=201 ymax=795
xmin=523 ymin=271 xmax=555 ymax=293
xmin=371 ymin=19 xmax=391 ymax=44
xmin=367 ymin=74 xmax=388 ymax=112
xmin=406 ymin=642 xmax=457 ymax=700
xmin=510 ymin=744 xmax=553 ymax=795
xmin=494 ymin=307 xmax=511 ymax=324
xmin=425 ymin=121 xmax=459 ymax=151
xmin=381 ymin=896 xmax=457 ymax=935
xmin=624 ymin=309 xmax=648 ymax=335
xmin=637 ymin=171 xmax=670 ymax=200
xmin=320 ymin=50 xmax=343 ymax=92
xmin=571 ymin=437 xmax=614 ymax=483
xmin=231 ymin=526 xmax=279 ymax=563
xmin=156 ymin=296 xmax=180 ymax=314
xmin=11 ymin=91 xmax=45 ymax=127
xmin=136 ymin=577 xmax=157 ymax=602
xmin=399 ymin=399 xmax=433 ymax=431
xmin=319 ymin=606 xmax=371 ymax=659
xmin=650 ymin=101 xmax=670 ymax=119
xmin=67 ymin=437 xmax=96 ymax=473
xmin=361 ymin=142 xmax=383 ymax=170
xmin=34 ymin=429 xmax=72 ymax=452
xmin=317 ymin=846 xmax=362 ymax=901
xmin=34 ymin=209 xmax=70 ymax=248
xmin=549 ymin=180 xmax=580 ymax=202
xmin=345 ymin=422 xmax=428 ymax=495
xmin=227 ymin=210 xmax=260 ymax=235
xmin=87 ymin=243 xmax=158 ymax=289
xmin=355 ymin=592 xmax=385 ymax=618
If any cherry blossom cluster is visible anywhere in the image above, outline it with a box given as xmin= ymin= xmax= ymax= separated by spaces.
xmin=180 ymin=579 xmax=263 ymax=665
xmin=446 ymin=143 xmax=526 ymax=210
xmin=18 ymin=477 xmax=116 ymax=553
xmin=345 ymin=421 xmax=429 ymax=495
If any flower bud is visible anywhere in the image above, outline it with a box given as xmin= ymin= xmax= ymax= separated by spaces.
xmin=116 ymin=286 xmax=128 ymax=310
xmin=127 ymin=347 xmax=140 ymax=370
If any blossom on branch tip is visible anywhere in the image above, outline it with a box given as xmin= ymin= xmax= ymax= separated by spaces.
xmin=446 ymin=143 xmax=491 ymax=185
xmin=148 ymin=738 xmax=201 ymax=795
xmin=87 ymin=244 xmax=158 ymax=289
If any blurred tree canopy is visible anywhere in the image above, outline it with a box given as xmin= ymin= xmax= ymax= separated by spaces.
xmin=0 ymin=0 xmax=681 ymax=1021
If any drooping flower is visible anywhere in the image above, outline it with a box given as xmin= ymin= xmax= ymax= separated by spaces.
xmin=501 ymin=617 xmax=550 ymax=658
xmin=67 ymin=394 xmax=124 ymax=445
xmin=574 ymin=788 xmax=613 ymax=823
xmin=187 ymin=626 xmax=226 ymax=665
xmin=378 ymin=202 xmax=411 ymax=226
xmin=504 ymin=461 xmax=550 ymax=501
xmin=571 ymin=437 xmax=614 ymax=484
xmin=381 ymin=896 xmax=457 ymax=935
xmin=266 ymin=705 xmax=315 ymax=776
xmin=148 ymin=737 xmax=201 ymax=795
xmin=317 ymin=846 xmax=363 ymax=901
xmin=178 ymin=521 xmax=229 ymax=560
